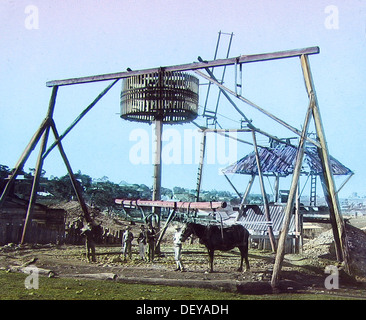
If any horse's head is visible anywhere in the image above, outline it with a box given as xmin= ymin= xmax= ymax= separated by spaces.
xmin=180 ymin=223 xmax=193 ymax=242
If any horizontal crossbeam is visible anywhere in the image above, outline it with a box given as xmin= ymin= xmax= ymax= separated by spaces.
xmin=46 ymin=47 xmax=319 ymax=87
xmin=115 ymin=199 xmax=227 ymax=210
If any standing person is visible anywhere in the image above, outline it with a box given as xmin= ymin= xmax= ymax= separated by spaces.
xmin=81 ymin=222 xmax=96 ymax=263
xmin=137 ymin=225 xmax=147 ymax=261
xmin=173 ymin=226 xmax=186 ymax=272
xmin=122 ymin=226 xmax=134 ymax=260
xmin=146 ymin=225 xmax=156 ymax=262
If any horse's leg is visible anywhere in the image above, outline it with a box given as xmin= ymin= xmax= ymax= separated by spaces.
xmin=244 ymin=233 xmax=250 ymax=271
xmin=237 ymin=246 xmax=244 ymax=272
xmin=244 ymin=251 xmax=250 ymax=271
xmin=238 ymin=244 xmax=250 ymax=272
xmin=208 ymin=249 xmax=214 ymax=273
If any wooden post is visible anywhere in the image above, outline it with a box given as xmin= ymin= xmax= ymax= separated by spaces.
xmin=155 ymin=208 xmax=176 ymax=250
xmin=152 ymin=119 xmax=163 ymax=205
xmin=241 ymin=174 xmax=255 ymax=205
xmin=20 ymin=127 xmax=50 ymax=244
xmin=223 ymin=172 xmax=242 ymax=198
xmin=20 ymin=86 xmax=58 ymax=244
xmin=50 ymin=120 xmax=93 ymax=223
xmin=300 ymin=54 xmax=350 ymax=270
xmin=152 ymin=118 xmax=163 ymax=254
xmin=0 ymin=119 xmax=49 ymax=208
xmin=252 ymin=130 xmax=276 ymax=252
xmin=195 ymin=131 xmax=206 ymax=201
xmin=271 ymin=96 xmax=313 ymax=288
xmin=236 ymin=174 xmax=255 ymax=221
xmin=43 ymin=79 xmax=119 ymax=159
xmin=274 ymin=174 xmax=280 ymax=203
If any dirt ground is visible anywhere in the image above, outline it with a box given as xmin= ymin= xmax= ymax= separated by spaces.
xmin=2 ymin=203 xmax=366 ymax=298
xmin=1 ymin=233 xmax=366 ymax=298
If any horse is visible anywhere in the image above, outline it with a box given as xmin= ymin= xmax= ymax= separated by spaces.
xmin=181 ymin=222 xmax=250 ymax=273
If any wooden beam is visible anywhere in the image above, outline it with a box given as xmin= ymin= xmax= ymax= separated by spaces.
xmin=271 ymin=95 xmax=314 ymax=288
xmin=46 ymin=47 xmax=319 ymax=87
xmin=194 ymin=69 xmax=321 ymax=149
xmin=252 ymin=130 xmax=276 ymax=252
xmin=43 ymin=79 xmax=119 ymax=160
xmin=197 ymin=58 xmax=255 ymax=129
xmin=49 ymin=120 xmax=93 ymax=223
xmin=195 ymin=131 xmax=206 ymax=202
xmin=20 ymin=126 xmax=51 ymax=244
xmin=223 ymin=172 xmax=242 ymax=198
xmin=0 ymin=118 xmax=49 ymax=208
xmin=300 ymin=54 xmax=350 ymax=271
xmin=115 ymin=199 xmax=227 ymax=210
xmin=236 ymin=174 xmax=255 ymax=221
xmin=155 ymin=208 xmax=176 ymax=250
xmin=20 ymin=86 xmax=58 ymax=244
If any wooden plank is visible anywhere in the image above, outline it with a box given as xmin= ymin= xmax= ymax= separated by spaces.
xmin=46 ymin=47 xmax=319 ymax=87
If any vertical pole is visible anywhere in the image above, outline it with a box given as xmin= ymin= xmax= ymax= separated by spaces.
xmin=20 ymin=86 xmax=58 ymax=244
xmin=152 ymin=119 xmax=163 ymax=204
xmin=152 ymin=119 xmax=162 ymax=253
xmin=295 ymin=183 xmax=301 ymax=253
xmin=252 ymin=130 xmax=276 ymax=252
xmin=195 ymin=131 xmax=206 ymax=201
xmin=271 ymin=93 xmax=313 ymax=288
xmin=300 ymin=54 xmax=349 ymax=270
xmin=274 ymin=174 xmax=280 ymax=203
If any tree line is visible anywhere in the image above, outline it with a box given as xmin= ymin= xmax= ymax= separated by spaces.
xmin=0 ymin=164 xmax=260 ymax=213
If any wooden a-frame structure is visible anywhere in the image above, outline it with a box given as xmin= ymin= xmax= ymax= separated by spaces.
xmin=0 ymin=45 xmax=350 ymax=289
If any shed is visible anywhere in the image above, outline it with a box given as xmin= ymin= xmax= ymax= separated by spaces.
xmin=0 ymin=196 xmax=66 ymax=245
xmin=221 ymin=143 xmax=353 ymax=252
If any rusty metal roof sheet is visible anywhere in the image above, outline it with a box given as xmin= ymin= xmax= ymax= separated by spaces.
xmin=223 ymin=145 xmax=352 ymax=177
xmin=209 ymin=204 xmax=296 ymax=235
xmin=237 ymin=204 xmax=296 ymax=235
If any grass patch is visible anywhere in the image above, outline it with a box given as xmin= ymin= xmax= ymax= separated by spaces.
xmin=0 ymin=271 xmax=358 ymax=300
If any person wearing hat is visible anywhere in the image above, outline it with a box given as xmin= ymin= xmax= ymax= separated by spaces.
xmin=146 ymin=225 xmax=156 ymax=262
xmin=81 ymin=222 xmax=97 ymax=263
xmin=122 ymin=226 xmax=134 ymax=260
xmin=137 ymin=225 xmax=147 ymax=261
xmin=173 ymin=225 xmax=186 ymax=272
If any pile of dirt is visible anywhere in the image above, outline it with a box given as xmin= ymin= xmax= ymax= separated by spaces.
xmin=345 ymin=223 xmax=366 ymax=279
xmin=302 ymin=222 xmax=366 ymax=280
xmin=302 ymin=229 xmax=336 ymax=259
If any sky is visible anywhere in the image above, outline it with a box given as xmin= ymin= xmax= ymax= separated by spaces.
xmin=0 ymin=0 xmax=365 ymax=199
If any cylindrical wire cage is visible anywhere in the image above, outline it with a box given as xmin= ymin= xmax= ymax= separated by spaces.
xmin=120 ymin=71 xmax=199 ymax=124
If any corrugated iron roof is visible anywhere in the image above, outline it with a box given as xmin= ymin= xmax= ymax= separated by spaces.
xmin=235 ymin=204 xmax=296 ymax=235
xmin=223 ymin=145 xmax=352 ymax=176
xmin=199 ymin=204 xmax=296 ymax=235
